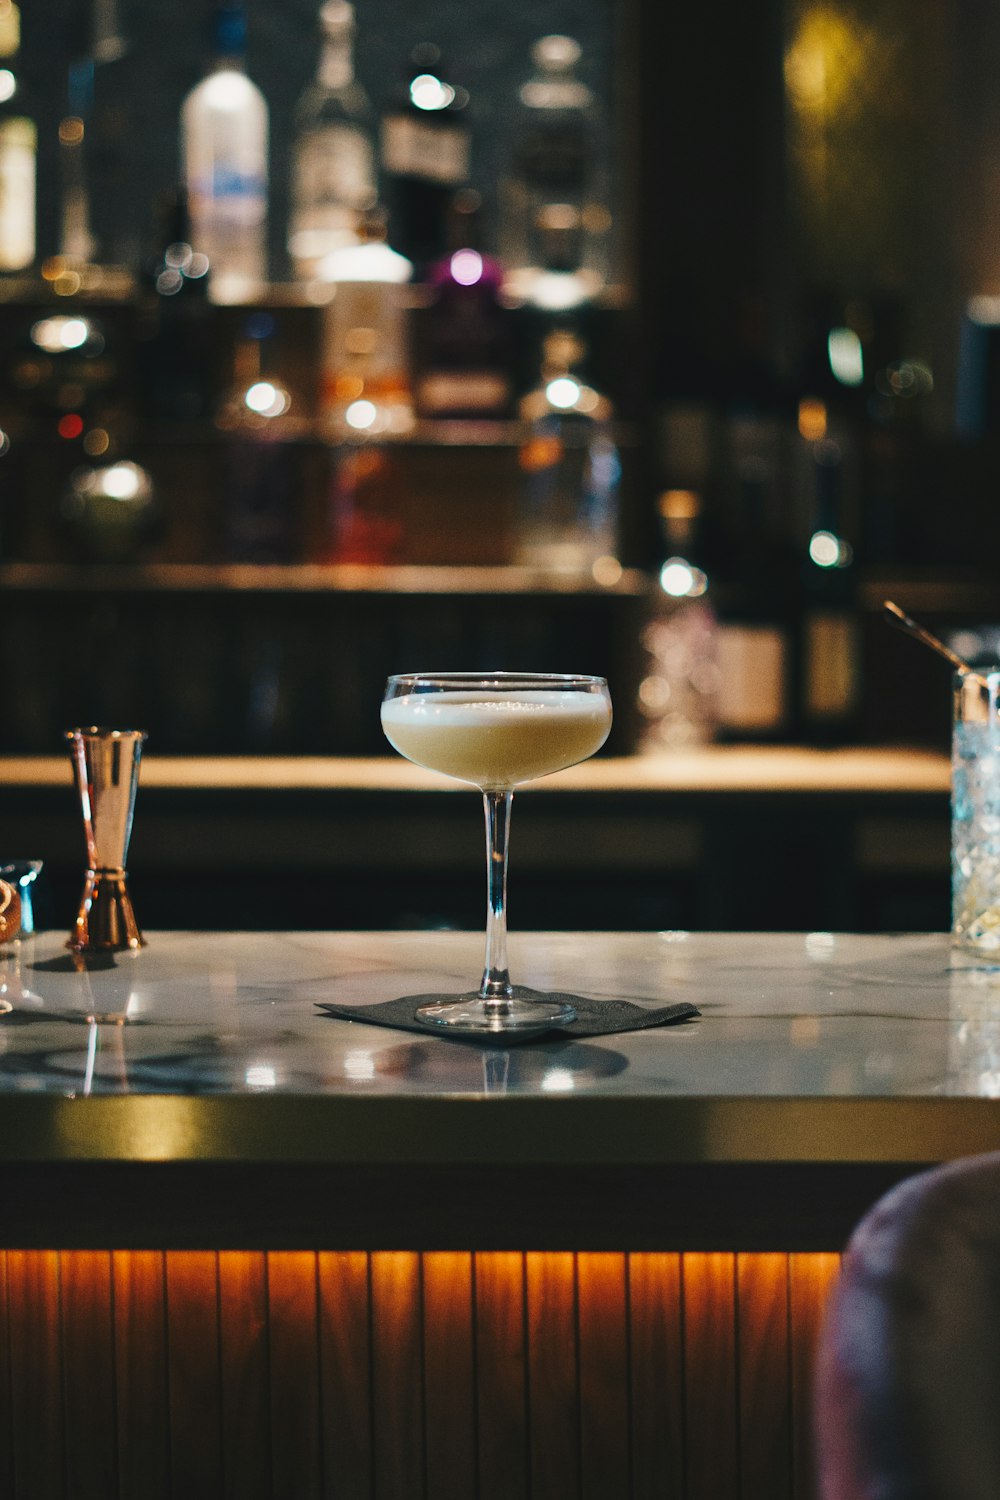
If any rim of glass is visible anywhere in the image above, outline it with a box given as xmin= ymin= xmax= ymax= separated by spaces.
xmin=385 ymin=672 xmax=608 ymax=691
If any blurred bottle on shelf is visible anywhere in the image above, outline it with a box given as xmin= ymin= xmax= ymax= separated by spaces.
xmin=217 ymin=310 xmax=306 ymax=561
xmin=317 ymin=209 xmax=414 ymax=439
xmin=288 ymin=0 xmax=377 ymax=282
xmin=181 ymin=0 xmax=268 ymax=304
xmin=500 ymin=35 xmax=610 ymax=312
xmin=516 ymin=325 xmax=620 ymax=574
xmin=412 ymin=191 xmax=512 ymax=421
xmin=380 ymin=42 xmax=471 ymax=274
xmin=59 ymin=455 xmax=159 ymax=563
xmin=136 ymin=185 xmax=215 ymax=424
xmin=0 ymin=1 xmax=34 ymax=274
xmin=793 ymin=397 xmax=861 ymax=743
xmin=637 ymin=489 xmax=717 ymax=750
xmin=712 ymin=422 xmax=794 ymax=742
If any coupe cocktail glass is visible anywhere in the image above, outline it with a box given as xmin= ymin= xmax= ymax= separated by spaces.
xmin=381 ymin=672 xmax=612 ymax=1033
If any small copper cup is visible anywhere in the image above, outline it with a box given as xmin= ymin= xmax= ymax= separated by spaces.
xmin=66 ymin=727 xmax=146 ymax=952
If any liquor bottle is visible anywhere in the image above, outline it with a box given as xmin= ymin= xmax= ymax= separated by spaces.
xmin=181 ymin=1 xmax=268 ymax=304
xmin=516 ymin=326 xmax=620 ymax=574
xmin=287 ymin=0 xmax=376 ymax=281
xmin=412 ymin=192 xmax=512 ymax=421
xmin=318 ymin=209 xmax=414 ymax=439
xmin=0 ymin=1 xmax=34 ymax=273
xmin=712 ymin=429 xmax=794 ymax=742
xmin=136 ymin=185 xmax=215 ymax=424
xmin=500 ymin=34 xmax=609 ymax=310
xmin=380 ymin=42 xmax=471 ymax=273
xmin=794 ymin=404 xmax=861 ymax=743
xmin=217 ymin=312 xmax=304 ymax=561
xmin=637 ymin=490 xmax=717 ymax=750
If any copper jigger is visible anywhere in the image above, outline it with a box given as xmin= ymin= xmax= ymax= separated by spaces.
xmin=66 ymin=727 xmax=147 ymax=952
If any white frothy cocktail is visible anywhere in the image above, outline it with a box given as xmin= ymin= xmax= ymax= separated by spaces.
xmin=381 ymin=672 xmax=613 ymax=1034
xmin=380 ymin=688 xmax=612 ymax=789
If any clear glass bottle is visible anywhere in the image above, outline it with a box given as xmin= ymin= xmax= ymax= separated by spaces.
xmin=288 ymin=0 xmax=376 ymax=281
xmin=500 ymin=35 xmax=610 ymax=311
xmin=516 ymin=326 xmax=620 ymax=574
xmin=637 ymin=490 xmax=718 ymax=751
xmin=380 ymin=42 xmax=471 ymax=274
xmin=0 ymin=1 xmax=34 ymax=273
xmin=181 ymin=1 xmax=268 ymax=304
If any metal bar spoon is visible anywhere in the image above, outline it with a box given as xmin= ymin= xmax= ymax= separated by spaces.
xmin=883 ymin=600 xmax=990 ymax=687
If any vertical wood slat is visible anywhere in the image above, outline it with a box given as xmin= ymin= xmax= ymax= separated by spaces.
xmin=628 ymin=1251 xmax=684 ymax=1500
xmin=267 ymin=1251 xmax=323 ymax=1500
xmin=790 ymin=1253 xmax=842 ymax=1500
xmin=738 ymin=1252 xmax=793 ymax=1500
xmin=318 ymin=1251 xmax=373 ymax=1497
xmin=422 ymin=1251 xmax=476 ymax=1500
xmin=577 ymin=1253 xmax=630 ymax=1500
xmin=218 ymin=1250 xmax=271 ymax=1500
xmin=475 ymin=1251 xmax=528 ymax=1500
xmin=526 ymin=1251 xmax=579 ymax=1500
xmin=370 ymin=1251 xmax=424 ymax=1500
xmin=165 ymin=1250 xmax=224 ymax=1500
xmin=0 ymin=1252 xmax=14 ymax=1498
xmin=682 ymin=1253 xmax=740 ymax=1498
xmin=61 ymin=1250 xmax=118 ymax=1500
xmin=7 ymin=1249 xmax=63 ymax=1500
xmin=113 ymin=1250 xmax=170 ymax=1500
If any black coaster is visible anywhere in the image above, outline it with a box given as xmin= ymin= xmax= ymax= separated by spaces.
xmin=316 ymin=987 xmax=700 ymax=1045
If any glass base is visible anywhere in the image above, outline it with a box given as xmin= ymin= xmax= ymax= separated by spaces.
xmin=416 ymin=990 xmax=576 ymax=1036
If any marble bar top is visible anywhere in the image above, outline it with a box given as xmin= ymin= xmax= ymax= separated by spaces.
xmin=0 ymin=930 xmax=997 ymax=1172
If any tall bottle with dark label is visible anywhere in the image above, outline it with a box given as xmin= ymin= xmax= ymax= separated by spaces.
xmin=288 ymin=0 xmax=376 ymax=281
xmin=181 ymin=1 xmax=268 ymax=303
xmin=380 ymin=43 xmax=470 ymax=273
xmin=413 ymin=192 xmax=512 ymax=420
xmin=136 ymin=185 xmax=215 ymax=424
xmin=794 ymin=399 xmax=861 ymax=743
xmin=0 ymin=1 xmax=34 ymax=273
xmin=500 ymin=34 xmax=609 ymax=309
xmin=712 ymin=422 xmax=794 ymax=742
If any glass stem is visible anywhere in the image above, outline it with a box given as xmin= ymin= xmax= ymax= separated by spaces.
xmin=480 ymin=790 xmax=513 ymax=1004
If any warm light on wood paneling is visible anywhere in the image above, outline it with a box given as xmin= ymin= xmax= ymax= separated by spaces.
xmin=0 ymin=1248 xmax=841 ymax=1499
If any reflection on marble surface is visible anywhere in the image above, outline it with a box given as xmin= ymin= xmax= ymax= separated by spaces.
xmin=0 ymin=928 xmax=981 ymax=1099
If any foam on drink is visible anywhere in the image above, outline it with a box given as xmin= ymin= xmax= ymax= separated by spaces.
xmin=380 ymin=689 xmax=612 ymax=788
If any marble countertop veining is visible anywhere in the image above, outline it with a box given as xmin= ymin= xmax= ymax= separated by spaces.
xmin=0 ymin=928 xmax=991 ymax=1109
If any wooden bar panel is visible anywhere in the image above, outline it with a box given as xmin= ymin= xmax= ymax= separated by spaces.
xmin=738 ymin=1252 xmax=793 ymax=1500
xmin=370 ymin=1250 xmax=423 ymax=1500
xmin=0 ymin=1247 xmax=842 ymax=1499
xmin=790 ymin=1253 xmax=842 ymax=1500
xmin=165 ymin=1250 xmax=224 ymax=1500
xmin=218 ymin=1250 xmax=271 ymax=1500
xmin=7 ymin=1249 xmax=63 ymax=1500
xmin=61 ymin=1250 xmax=117 ymax=1499
xmin=0 ymin=1253 xmax=14 ymax=1498
xmin=113 ymin=1250 xmax=170 ymax=1500
xmin=318 ymin=1250 xmax=373 ymax=1495
xmin=577 ymin=1252 xmax=629 ymax=1500
xmin=475 ymin=1251 xmax=528 ymax=1500
xmin=629 ymin=1251 xmax=684 ymax=1500
xmin=267 ymin=1251 xmax=323 ymax=1500
xmin=682 ymin=1253 xmax=739 ymax=1497
xmin=423 ymin=1251 xmax=476 ymax=1500
xmin=525 ymin=1251 xmax=579 ymax=1500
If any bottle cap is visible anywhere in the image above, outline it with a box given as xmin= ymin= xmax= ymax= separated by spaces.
xmin=319 ymin=1 xmax=354 ymax=37
xmin=531 ymin=35 xmax=582 ymax=72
